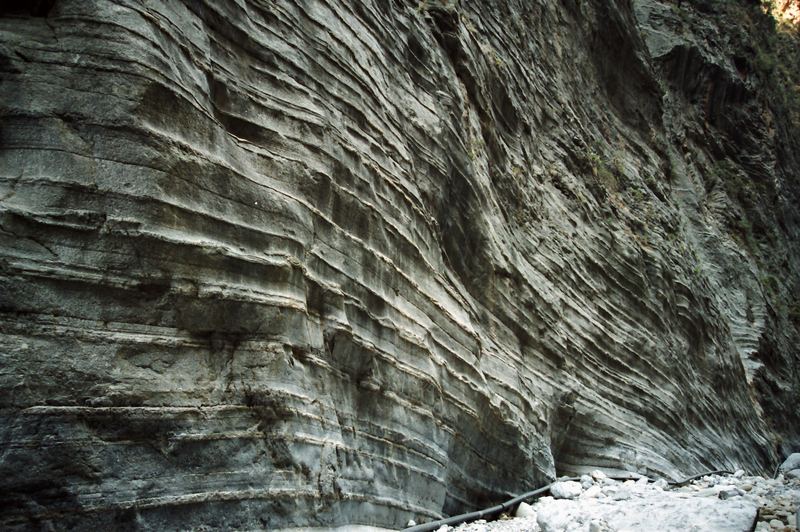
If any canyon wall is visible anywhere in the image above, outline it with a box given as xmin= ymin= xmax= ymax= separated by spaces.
xmin=1 ymin=0 xmax=798 ymax=529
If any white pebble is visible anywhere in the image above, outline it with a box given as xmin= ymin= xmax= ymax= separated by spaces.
xmin=550 ymin=480 xmax=583 ymax=500
xmin=591 ymin=470 xmax=607 ymax=481
xmin=588 ymin=519 xmax=613 ymax=532
xmin=612 ymin=488 xmax=631 ymax=501
xmin=514 ymin=501 xmax=536 ymax=518
xmin=582 ymin=485 xmax=603 ymax=499
xmin=718 ymin=488 xmax=740 ymax=500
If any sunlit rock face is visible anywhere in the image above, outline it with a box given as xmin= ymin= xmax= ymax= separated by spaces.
xmin=1 ymin=0 xmax=797 ymax=529
xmin=773 ymin=0 xmax=800 ymax=25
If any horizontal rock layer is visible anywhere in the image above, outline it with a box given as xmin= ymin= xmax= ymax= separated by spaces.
xmin=1 ymin=0 xmax=798 ymax=529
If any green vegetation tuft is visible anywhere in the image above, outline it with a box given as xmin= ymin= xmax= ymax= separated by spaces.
xmin=584 ymin=149 xmax=621 ymax=191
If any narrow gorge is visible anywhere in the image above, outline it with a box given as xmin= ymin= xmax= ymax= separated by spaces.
xmin=1 ymin=0 xmax=798 ymax=529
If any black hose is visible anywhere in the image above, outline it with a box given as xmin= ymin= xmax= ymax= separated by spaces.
xmin=403 ymin=470 xmax=734 ymax=532
xmin=667 ymin=469 xmax=733 ymax=487
xmin=402 ymin=479 xmax=574 ymax=532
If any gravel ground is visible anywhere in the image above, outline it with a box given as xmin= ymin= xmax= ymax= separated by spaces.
xmin=431 ymin=469 xmax=800 ymax=532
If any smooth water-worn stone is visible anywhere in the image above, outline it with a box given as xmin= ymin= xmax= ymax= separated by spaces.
xmin=513 ymin=502 xmax=535 ymax=518
xmin=550 ymin=481 xmax=583 ymax=500
xmin=588 ymin=520 xmax=614 ymax=532
xmin=612 ymin=488 xmax=632 ymax=501
xmin=582 ymin=485 xmax=603 ymax=499
xmin=719 ymin=489 xmax=741 ymax=500
xmin=779 ymin=454 xmax=800 ymax=473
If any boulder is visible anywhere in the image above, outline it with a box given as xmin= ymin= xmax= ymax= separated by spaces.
xmin=779 ymin=453 xmax=800 ymax=473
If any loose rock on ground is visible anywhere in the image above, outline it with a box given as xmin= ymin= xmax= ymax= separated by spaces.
xmin=436 ymin=469 xmax=799 ymax=532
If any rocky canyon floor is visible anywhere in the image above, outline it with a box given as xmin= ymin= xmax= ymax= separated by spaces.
xmin=422 ymin=469 xmax=800 ymax=532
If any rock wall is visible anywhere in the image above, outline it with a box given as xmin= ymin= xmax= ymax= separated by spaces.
xmin=0 ymin=0 xmax=797 ymax=529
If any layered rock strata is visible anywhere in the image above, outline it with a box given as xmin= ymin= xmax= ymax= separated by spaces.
xmin=0 ymin=0 xmax=798 ymax=529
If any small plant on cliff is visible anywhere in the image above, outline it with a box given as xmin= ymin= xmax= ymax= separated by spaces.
xmin=584 ymin=148 xmax=619 ymax=191
xmin=712 ymin=158 xmax=764 ymax=206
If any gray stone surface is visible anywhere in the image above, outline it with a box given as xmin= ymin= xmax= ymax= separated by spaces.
xmin=532 ymin=494 xmax=757 ymax=532
xmin=451 ymin=470 xmax=799 ymax=532
xmin=0 ymin=0 xmax=798 ymax=529
xmin=550 ymin=481 xmax=584 ymax=500
xmin=781 ymin=453 xmax=800 ymax=473
xmin=514 ymin=501 xmax=535 ymax=518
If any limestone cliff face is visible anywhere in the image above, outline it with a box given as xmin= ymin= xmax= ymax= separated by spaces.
xmin=0 ymin=0 xmax=798 ymax=529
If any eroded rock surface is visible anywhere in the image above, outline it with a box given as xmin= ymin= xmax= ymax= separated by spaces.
xmin=1 ymin=0 xmax=798 ymax=529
